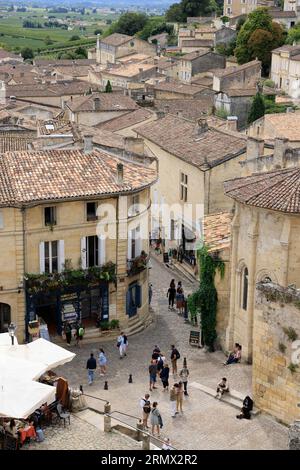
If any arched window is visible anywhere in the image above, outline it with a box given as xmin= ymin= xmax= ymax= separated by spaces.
xmin=242 ymin=267 xmax=248 ymax=311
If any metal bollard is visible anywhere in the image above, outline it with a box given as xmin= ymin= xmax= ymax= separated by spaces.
xmin=104 ymin=402 xmax=111 ymax=433
xmin=142 ymin=431 xmax=150 ymax=450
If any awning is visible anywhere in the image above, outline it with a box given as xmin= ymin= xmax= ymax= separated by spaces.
xmin=0 ymin=379 xmax=56 ymax=419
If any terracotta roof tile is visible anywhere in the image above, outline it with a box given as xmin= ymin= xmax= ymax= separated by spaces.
xmin=224 ymin=167 xmax=300 ymax=213
xmin=153 ymin=80 xmax=206 ymax=95
xmin=97 ymin=108 xmax=153 ymax=132
xmin=101 ymin=33 xmax=133 ymax=47
xmin=204 ymin=212 xmax=232 ymax=252
xmin=0 ymin=149 xmax=157 ymax=206
xmin=66 ymin=93 xmax=138 ymax=113
xmin=136 ymin=114 xmax=246 ymax=169
xmin=154 ymin=98 xmax=214 ymax=121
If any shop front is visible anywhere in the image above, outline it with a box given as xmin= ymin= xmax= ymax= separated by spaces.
xmin=25 ymin=282 xmax=109 ymax=340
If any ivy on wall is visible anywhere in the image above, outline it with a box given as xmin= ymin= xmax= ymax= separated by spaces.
xmin=188 ymin=245 xmax=225 ymax=351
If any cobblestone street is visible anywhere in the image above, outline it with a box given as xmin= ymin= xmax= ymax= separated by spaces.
xmin=46 ymin=256 xmax=288 ymax=450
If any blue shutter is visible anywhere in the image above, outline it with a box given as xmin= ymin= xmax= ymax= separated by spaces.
xmin=135 ymin=284 xmax=141 ymax=309
xmin=126 ymin=290 xmax=131 ymax=316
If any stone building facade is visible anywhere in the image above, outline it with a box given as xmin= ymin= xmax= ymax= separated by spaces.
xmin=0 ymin=148 xmax=157 ymax=342
xmin=271 ymin=45 xmax=300 ymax=99
xmin=253 ymin=283 xmax=300 ymax=424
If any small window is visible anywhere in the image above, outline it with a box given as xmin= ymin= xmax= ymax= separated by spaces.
xmin=86 ymin=202 xmax=97 ymax=222
xmin=242 ymin=267 xmax=248 ymax=311
xmin=129 ymin=194 xmax=139 ymax=216
xmin=44 ymin=240 xmax=58 ymax=273
xmin=44 ymin=206 xmax=56 ymax=226
xmin=180 ymin=172 xmax=188 ymax=202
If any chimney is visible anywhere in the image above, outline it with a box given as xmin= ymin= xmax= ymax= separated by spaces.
xmin=246 ymin=136 xmax=264 ymax=161
xmin=226 ymin=115 xmax=238 ymax=132
xmin=93 ymin=96 xmax=101 ymax=111
xmin=177 ymin=109 xmax=183 ymax=118
xmin=139 ymin=68 xmax=143 ymax=74
xmin=286 ymin=107 xmax=294 ymax=113
xmin=154 ymin=58 xmax=158 ymax=65
xmin=117 ymin=162 xmax=124 ymax=184
xmin=124 ymin=137 xmax=144 ymax=156
xmin=84 ymin=134 xmax=93 ymax=154
xmin=164 ymin=104 xmax=170 ymax=114
xmin=165 ymin=76 xmax=171 ymax=83
xmin=196 ymin=118 xmax=208 ymax=135
xmin=156 ymin=110 xmax=165 ymax=119
xmin=273 ymin=137 xmax=288 ymax=169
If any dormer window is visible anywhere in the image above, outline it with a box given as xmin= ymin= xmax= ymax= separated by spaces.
xmin=44 ymin=206 xmax=56 ymax=226
xmin=86 ymin=202 xmax=97 ymax=222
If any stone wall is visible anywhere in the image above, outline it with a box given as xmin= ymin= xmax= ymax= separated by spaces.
xmin=253 ymin=283 xmax=300 ymax=424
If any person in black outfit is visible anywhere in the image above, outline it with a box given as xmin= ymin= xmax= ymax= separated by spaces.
xmin=152 ymin=345 xmax=160 ymax=361
xmin=64 ymin=322 xmax=72 ymax=346
xmin=86 ymin=353 xmax=97 ymax=385
xmin=167 ymin=279 xmax=176 ymax=310
xmin=160 ymin=363 xmax=170 ymax=391
xmin=236 ymin=396 xmax=253 ymax=419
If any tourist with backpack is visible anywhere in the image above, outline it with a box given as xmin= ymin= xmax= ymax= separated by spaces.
xmin=75 ymin=323 xmax=85 ymax=348
xmin=170 ymin=345 xmax=180 ymax=376
xmin=140 ymin=393 xmax=151 ymax=429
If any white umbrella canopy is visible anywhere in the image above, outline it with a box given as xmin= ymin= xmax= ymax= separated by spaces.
xmin=0 ymin=354 xmax=47 ymax=381
xmin=0 ymin=333 xmax=18 ymax=346
xmin=3 ymin=338 xmax=75 ymax=370
xmin=0 ymin=379 xmax=56 ymax=419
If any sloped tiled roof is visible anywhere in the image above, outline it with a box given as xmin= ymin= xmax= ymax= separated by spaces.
xmin=0 ymin=149 xmax=157 ymax=206
xmin=204 ymin=212 xmax=232 ymax=252
xmin=224 ymin=167 xmax=300 ymax=213
xmin=66 ymin=93 xmax=138 ymax=113
xmin=97 ymin=108 xmax=153 ymax=132
xmin=154 ymin=98 xmax=214 ymax=121
xmin=101 ymin=33 xmax=133 ymax=47
xmin=153 ymin=80 xmax=206 ymax=96
xmin=136 ymin=114 xmax=246 ymax=169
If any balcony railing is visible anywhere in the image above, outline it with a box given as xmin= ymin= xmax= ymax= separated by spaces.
xmin=127 ymin=253 xmax=149 ymax=276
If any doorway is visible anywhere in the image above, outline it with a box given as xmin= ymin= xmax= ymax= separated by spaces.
xmin=0 ymin=303 xmax=11 ymax=333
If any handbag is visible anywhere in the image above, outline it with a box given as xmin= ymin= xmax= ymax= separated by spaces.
xmin=158 ymin=414 xmax=163 ymax=428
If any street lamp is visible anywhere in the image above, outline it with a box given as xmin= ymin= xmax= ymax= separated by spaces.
xmin=8 ymin=322 xmax=16 ymax=346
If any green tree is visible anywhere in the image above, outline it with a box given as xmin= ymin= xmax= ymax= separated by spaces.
xmin=112 ymin=12 xmax=148 ymax=36
xmin=248 ymin=92 xmax=265 ymax=124
xmin=165 ymin=3 xmax=185 ymax=22
xmin=166 ymin=0 xmax=210 ymax=22
xmin=21 ymin=47 xmax=34 ymax=61
xmin=188 ymin=246 xmax=225 ymax=351
xmin=94 ymin=28 xmax=102 ymax=35
xmin=45 ymin=36 xmax=53 ymax=46
xmin=105 ymin=80 xmax=113 ymax=93
xmin=138 ymin=18 xmax=172 ymax=41
xmin=69 ymin=35 xmax=80 ymax=41
xmin=74 ymin=46 xmax=87 ymax=59
xmin=235 ymin=8 xmax=285 ymax=75
xmin=286 ymin=22 xmax=300 ymax=44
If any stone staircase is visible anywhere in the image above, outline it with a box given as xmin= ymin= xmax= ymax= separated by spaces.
xmin=190 ymin=381 xmax=260 ymax=416
xmin=124 ymin=308 xmax=154 ymax=337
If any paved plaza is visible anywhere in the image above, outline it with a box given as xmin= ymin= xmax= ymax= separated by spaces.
xmin=43 ymin=256 xmax=288 ymax=450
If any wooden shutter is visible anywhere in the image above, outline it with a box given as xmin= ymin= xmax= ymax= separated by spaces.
xmin=58 ymin=240 xmax=65 ymax=273
xmin=126 ymin=290 xmax=131 ymax=316
xmin=98 ymin=236 xmax=106 ymax=266
xmin=80 ymin=237 xmax=87 ymax=269
xmin=135 ymin=284 xmax=142 ymax=309
xmin=39 ymin=241 xmax=45 ymax=274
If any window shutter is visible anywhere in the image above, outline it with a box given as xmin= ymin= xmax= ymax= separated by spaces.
xmin=98 ymin=236 xmax=106 ymax=266
xmin=135 ymin=228 xmax=141 ymax=257
xmin=126 ymin=290 xmax=131 ymax=316
xmin=127 ymin=230 xmax=132 ymax=260
xmin=58 ymin=240 xmax=65 ymax=273
xmin=135 ymin=284 xmax=142 ymax=309
xmin=80 ymin=237 xmax=87 ymax=269
xmin=39 ymin=241 xmax=45 ymax=274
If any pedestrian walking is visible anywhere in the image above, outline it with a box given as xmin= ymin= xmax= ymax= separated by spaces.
xmin=156 ymin=353 xmax=165 ymax=376
xmin=176 ymin=281 xmax=184 ymax=315
xmin=149 ymin=359 xmax=158 ymax=391
xmin=179 ymin=358 xmax=189 ymax=396
xmin=150 ymin=402 xmax=162 ymax=437
xmin=98 ymin=348 xmax=107 ymax=375
xmin=75 ymin=323 xmax=85 ymax=348
xmin=63 ymin=322 xmax=72 ymax=346
xmin=170 ymin=345 xmax=180 ymax=376
xmin=148 ymin=283 xmax=153 ymax=305
xmin=167 ymin=279 xmax=176 ymax=310
xmin=86 ymin=353 xmax=97 ymax=385
xmin=170 ymin=384 xmax=177 ymax=417
xmin=160 ymin=363 xmax=170 ymax=391
xmin=117 ymin=332 xmax=125 ymax=359
xmin=123 ymin=333 xmax=128 ymax=356
xmin=176 ymin=382 xmax=184 ymax=414
xmin=140 ymin=393 xmax=151 ymax=429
